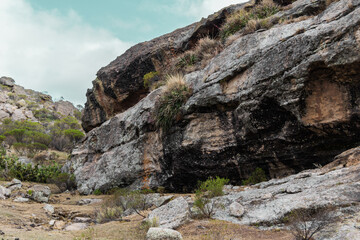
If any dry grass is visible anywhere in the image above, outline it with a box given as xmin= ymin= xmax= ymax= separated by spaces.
xmin=220 ymin=0 xmax=280 ymax=39
xmin=163 ymin=73 xmax=187 ymax=93
xmin=178 ymin=219 xmax=294 ymax=240
xmin=176 ymin=37 xmax=223 ymax=73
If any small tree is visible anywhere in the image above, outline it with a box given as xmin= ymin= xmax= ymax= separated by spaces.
xmin=287 ymin=206 xmax=337 ymax=240
xmin=193 ymin=177 xmax=229 ymax=218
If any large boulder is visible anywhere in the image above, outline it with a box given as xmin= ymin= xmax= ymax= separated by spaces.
xmin=147 ymin=197 xmax=190 ymax=229
xmin=0 ymin=76 xmax=15 ymax=87
xmin=54 ymin=100 xmax=78 ymax=117
xmin=66 ymin=0 xmax=360 ymax=193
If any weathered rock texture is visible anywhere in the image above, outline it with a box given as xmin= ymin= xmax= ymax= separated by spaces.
xmin=211 ymin=148 xmax=360 ymax=240
xmin=66 ymin=0 xmax=360 ymax=194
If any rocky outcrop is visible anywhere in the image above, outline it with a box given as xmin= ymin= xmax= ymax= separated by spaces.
xmin=81 ymin=4 xmax=245 ymax=132
xmin=211 ymin=152 xmax=360 ymax=240
xmin=0 ymin=77 xmax=79 ymax=122
xmin=66 ymin=0 xmax=360 ymax=194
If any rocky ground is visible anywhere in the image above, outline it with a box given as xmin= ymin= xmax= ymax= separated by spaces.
xmin=1 ymin=147 xmax=359 ymax=239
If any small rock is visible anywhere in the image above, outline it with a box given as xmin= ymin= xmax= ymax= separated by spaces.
xmin=28 ymin=185 xmax=51 ymax=203
xmin=0 ymin=185 xmax=11 ymax=199
xmin=286 ymin=185 xmax=302 ymax=194
xmin=73 ymin=217 xmax=92 ymax=223
xmin=49 ymin=220 xmax=56 ymax=226
xmin=53 ymin=221 xmax=66 ymax=230
xmin=44 ymin=204 xmax=55 ymax=214
xmin=64 ymin=223 xmax=88 ymax=231
xmin=229 ymin=202 xmax=245 ymax=217
xmin=261 ymin=193 xmax=273 ymax=199
xmin=30 ymin=223 xmax=36 ymax=228
xmin=146 ymin=227 xmax=183 ymax=240
xmin=14 ymin=197 xmax=29 ymax=203
xmin=0 ymin=229 xmax=4 ymax=235
xmin=77 ymin=198 xmax=102 ymax=205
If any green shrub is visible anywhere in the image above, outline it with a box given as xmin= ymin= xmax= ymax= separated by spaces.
xmin=155 ymin=74 xmax=191 ymax=131
xmin=64 ymin=129 xmax=85 ymax=143
xmin=93 ymin=189 xmax=102 ymax=195
xmin=177 ymin=51 xmax=198 ymax=68
xmin=193 ymin=176 xmax=229 ymax=218
xmin=49 ymin=172 xmax=76 ymax=192
xmin=242 ymin=167 xmax=267 ymax=185
xmin=4 ymin=129 xmax=26 ymax=142
xmin=196 ymin=176 xmax=229 ymax=198
xmin=143 ymin=71 xmax=159 ymax=89
xmin=34 ymin=109 xmax=58 ymax=122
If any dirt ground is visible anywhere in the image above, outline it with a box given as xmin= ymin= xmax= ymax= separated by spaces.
xmin=0 ymin=181 xmax=294 ymax=240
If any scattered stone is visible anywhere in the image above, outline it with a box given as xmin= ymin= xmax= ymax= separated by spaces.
xmin=6 ymin=179 xmax=22 ymax=191
xmin=73 ymin=217 xmax=92 ymax=223
xmin=53 ymin=221 xmax=66 ymax=230
xmin=148 ymin=197 xmax=190 ymax=229
xmin=43 ymin=204 xmax=55 ymax=214
xmin=0 ymin=185 xmax=11 ymax=200
xmin=0 ymin=229 xmax=4 ymax=235
xmin=49 ymin=220 xmax=55 ymax=226
xmin=64 ymin=223 xmax=88 ymax=231
xmin=14 ymin=197 xmax=29 ymax=203
xmin=229 ymin=202 xmax=245 ymax=218
xmin=146 ymin=227 xmax=183 ymax=240
xmin=77 ymin=198 xmax=102 ymax=205
xmin=28 ymin=185 xmax=51 ymax=203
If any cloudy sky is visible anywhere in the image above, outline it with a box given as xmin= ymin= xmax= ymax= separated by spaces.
xmin=0 ymin=0 xmax=245 ymax=106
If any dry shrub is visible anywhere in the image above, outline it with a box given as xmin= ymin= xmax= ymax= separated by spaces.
xmin=287 ymin=206 xmax=338 ymax=240
xmin=176 ymin=37 xmax=222 ymax=72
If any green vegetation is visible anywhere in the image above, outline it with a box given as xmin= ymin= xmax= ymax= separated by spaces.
xmin=154 ymin=74 xmax=192 ymax=131
xmin=0 ymin=116 xmax=83 ymax=154
xmin=242 ymin=167 xmax=267 ymax=185
xmin=0 ymin=153 xmax=61 ymax=183
xmin=193 ymin=177 xmax=229 ymax=218
xmin=178 ymin=51 xmax=198 ymax=68
xmin=220 ymin=0 xmax=280 ymax=39
xmin=33 ymin=108 xmax=58 ymax=122
xmin=143 ymin=71 xmax=159 ymax=89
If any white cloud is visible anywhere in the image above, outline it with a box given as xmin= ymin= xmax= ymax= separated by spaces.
xmin=0 ymin=0 xmax=132 ymax=105
xmin=185 ymin=0 xmax=248 ymax=17
xmin=151 ymin=0 xmax=247 ymax=19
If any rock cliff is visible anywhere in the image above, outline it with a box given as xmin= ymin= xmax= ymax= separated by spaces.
xmin=66 ymin=0 xmax=360 ymax=194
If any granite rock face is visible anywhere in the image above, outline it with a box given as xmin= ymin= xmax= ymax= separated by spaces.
xmin=81 ymin=4 xmax=245 ymax=132
xmin=66 ymin=0 xmax=360 ymax=194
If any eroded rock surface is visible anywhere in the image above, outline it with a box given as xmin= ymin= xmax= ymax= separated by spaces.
xmin=66 ymin=0 xmax=360 ymax=193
